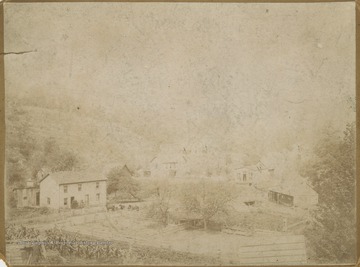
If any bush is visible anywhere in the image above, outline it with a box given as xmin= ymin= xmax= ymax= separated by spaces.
xmin=39 ymin=207 xmax=52 ymax=215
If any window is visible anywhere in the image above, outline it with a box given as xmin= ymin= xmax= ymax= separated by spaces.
xmin=96 ymin=182 xmax=99 ymax=189
xmin=23 ymin=196 xmax=27 ymax=200
xmin=64 ymin=198 xmax=68 ymax=206
xmin=47 ymin=197 xmax=51 ymax=205
xmin=243 ymin=173 xmax=247 ymax=181
xmin=78 ymin=183 xmax=82 ymax=191
xmin=64 ymin=185 xmax=68 ymax=193
xmin=96 ymin=193 xmax=100 ymax=201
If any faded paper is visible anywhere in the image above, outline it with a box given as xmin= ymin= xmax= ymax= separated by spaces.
xmin=3 ymin=2 xmax=356 ymax=266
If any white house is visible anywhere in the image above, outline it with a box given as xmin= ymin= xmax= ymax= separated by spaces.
xmin=233 ymin=161 xmax=274 ymax=186
xmin=39 ymin=171 xmax=107 ymax=209
xmin=142 ymin=153 xmax=189 ymax=178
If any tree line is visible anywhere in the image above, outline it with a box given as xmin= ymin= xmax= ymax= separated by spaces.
xmin=302 ymin=122 xmax=355 ymax=263
xmin=6 ymin=102 xmax=82 ymax=207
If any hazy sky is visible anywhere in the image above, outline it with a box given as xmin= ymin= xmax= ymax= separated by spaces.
xmin=4 ymin=2 xmax=356 ymax=154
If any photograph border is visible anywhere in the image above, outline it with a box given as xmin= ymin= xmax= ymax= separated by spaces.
xmin=0 ymin=0 xmax=358 ymax=266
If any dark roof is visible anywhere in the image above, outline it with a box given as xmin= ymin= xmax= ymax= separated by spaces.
xmin=40 ymin=171 xmax=107 ymax=185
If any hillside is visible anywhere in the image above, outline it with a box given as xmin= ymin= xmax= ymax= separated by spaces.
xmin=6 ymin=102 xmax=157 ymax=175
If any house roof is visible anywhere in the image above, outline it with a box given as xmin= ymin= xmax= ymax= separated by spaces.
xmin=234 ymin=166 xmax=258 ymax=171
xmin=147 ymin=153 xmax=188 ymax=168
xmin=119 ymin=165 xmax=134 ymax=177
xmin=235 ymin=161 xmax=269 ymax=172
xmin=269 ymin=178 xmax=317 ymax=197
xmin=13 ymin=186 xmax=39 ymax=191
xmin=40 ymin=171 xmax=107 ymax=185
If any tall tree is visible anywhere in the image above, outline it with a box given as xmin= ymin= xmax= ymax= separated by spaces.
xmin=302 ymin=122 xmax=355 ymax=263
xmin=180 ymin=180 xmax=237 ymax=230
xmin=107 ymin=165 xmax=140 ymax=199
xmin=146 ymin=180 xmax=173 ymax=226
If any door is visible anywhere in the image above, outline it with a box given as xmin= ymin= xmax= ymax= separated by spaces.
xmin=71 ymin=196 xmax=75 ymax=206
xmin=36 ymin=192 xmax=40 ymax=206
xmin=279 ymin=194 xmax=294 ymax=206
xmin=85 ymin=194 xmax=89 ymax=205
xmin=274 ymin=192 xmax=279 ymax=203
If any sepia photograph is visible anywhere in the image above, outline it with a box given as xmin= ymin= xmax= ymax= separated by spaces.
xmin=2 ymin=1 xmax=356 ymax=266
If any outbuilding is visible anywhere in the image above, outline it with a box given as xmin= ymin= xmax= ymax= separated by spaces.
xmin=268 ymin=179 xmax=318 ymax=208
xmin=13 ymin=180 xmax=40 ymax=208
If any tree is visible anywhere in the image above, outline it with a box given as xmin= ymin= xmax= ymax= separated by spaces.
xmin=52 ymin=151 xmax=80 ymax=172
xmin=302 ymin=122 xmax=355 ymax=263
xmin=106 ymin=165 xmax=140 ymax=200
xmin=6 ymin=99 xmax=82 ymax=209
xmin=6 ymin=105 xmax=37 ymax=186
xmin=30 ymin=138 xmax=81 ymax=179
xmin=146 ymin=180 xmax=173 ymax=226
xmin=180 ymin=180 xmax=237 ymax=230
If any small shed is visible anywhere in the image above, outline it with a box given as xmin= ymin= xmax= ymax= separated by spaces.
xmin=268 ymin=178 xmax=318 ymax=208
xmin=174 ymin=212 xmax=204 ymax=228
xmin=13 ymin=180 xmax=40 ymax=208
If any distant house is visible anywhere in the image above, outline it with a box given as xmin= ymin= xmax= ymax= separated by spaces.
xmin=268 ymin=179 xmax=318 ymax=208
xmin=118 ymin=164 xmax=134 ymax=178
xmin=39 ymin=171 xmax=107 ymax=209
xmin=143 ymin=153 xmax=188 ymax=178
xmin=234 ymin=161 xmax=274 ymax=186
xmin=13 ymin=180 xmax=40 ymax=208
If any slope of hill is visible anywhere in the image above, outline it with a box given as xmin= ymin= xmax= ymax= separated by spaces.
xmin=6 ymin=103 xmax=157 ymax=174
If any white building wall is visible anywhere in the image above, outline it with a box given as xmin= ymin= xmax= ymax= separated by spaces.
xmin=234 ymin=169 xmax=255 ymax=185
xmin=17 ymin=188 xmax=37 ymax=207
xmin=40 ymin=177 xmax=60 ymax=209
xmin=59 ymin=180 xmax=107 ymax=209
